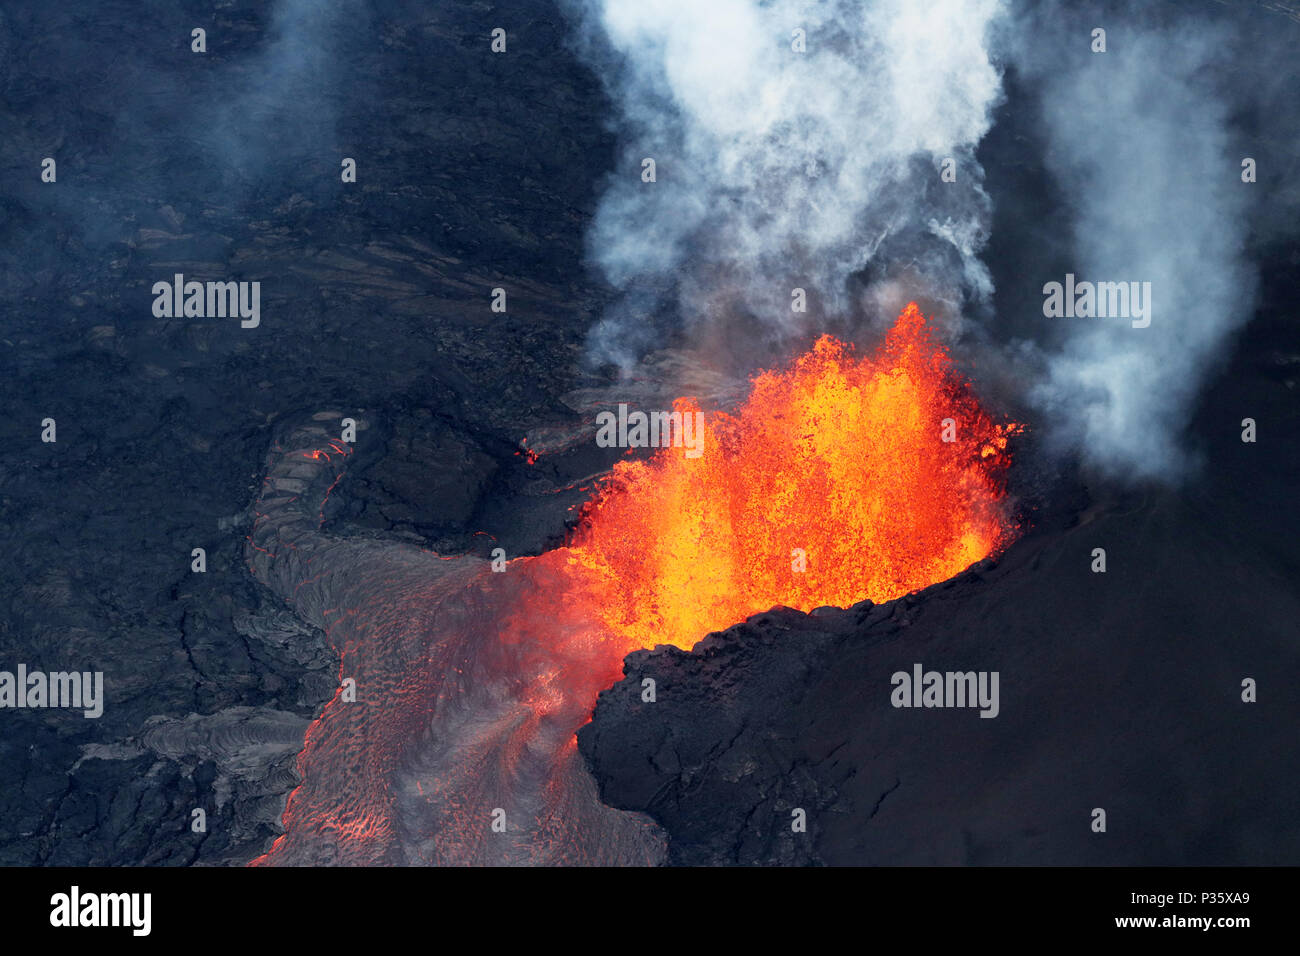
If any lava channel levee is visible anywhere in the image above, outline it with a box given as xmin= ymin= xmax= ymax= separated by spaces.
xmin=244 ymin=416 xmax=667 ymax=866
xmin=245 ymin=303 xmax=1020 ymax=866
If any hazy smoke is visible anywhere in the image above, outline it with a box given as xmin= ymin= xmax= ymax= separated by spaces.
xmin=203 ymin=0 xmax=367 ymax=179
xmin=574 ymin=0 xmax=1281 ymax=484
xmin=1018 ymin=14 xmax=1257 ymax=480
xmin=569 ymin=0 xmax=1008 ymax=367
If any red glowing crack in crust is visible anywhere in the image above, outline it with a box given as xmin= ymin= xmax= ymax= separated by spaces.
xmin=247 ymin=303 xmax=1020 ymax=865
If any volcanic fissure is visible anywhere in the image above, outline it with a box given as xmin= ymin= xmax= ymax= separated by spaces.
xmin=248 ymin=302 xmax=1020 ymax=865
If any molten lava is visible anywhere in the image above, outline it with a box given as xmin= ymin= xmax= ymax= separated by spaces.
xmin=566 ymin=302 xmax=1020 ymax=651
xmin=246 ymin=301 xmax=1020 ymax=865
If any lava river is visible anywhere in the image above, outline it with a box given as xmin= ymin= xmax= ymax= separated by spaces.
xmin=246 ymin=303 xmax=1019 ymax=866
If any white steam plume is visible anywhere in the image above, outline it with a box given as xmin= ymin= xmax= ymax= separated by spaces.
xmin=572 ymin=0 xmax=1272 ymax=485
xmin=1023 ymin=20 xmax=1257 ymax=480
xmin=569 ymin=0 xmax=1008 ymax=367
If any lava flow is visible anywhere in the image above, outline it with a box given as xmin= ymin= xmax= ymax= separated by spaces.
xmin=564 ymin=302 xmax=1021 ymax=652
xmin=247 ymin=302 xmax=1020 ymax=865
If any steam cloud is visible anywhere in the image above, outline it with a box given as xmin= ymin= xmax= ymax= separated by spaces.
xmin=203 ymin=0 xmax=367 ymax=179
xmin=572 ymin=0 xmax=1282 ymax=483
xmin=568 ymin=0 xmax=1008 ymax=366
xmin=1017 ymin=14 xmax=1257 ymax=480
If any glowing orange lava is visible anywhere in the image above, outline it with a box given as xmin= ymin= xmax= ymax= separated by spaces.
xmin=565 ymin=302 xmax=1021 ymax=652
xmin=246 ymin=301 xmax=1022 ymax=865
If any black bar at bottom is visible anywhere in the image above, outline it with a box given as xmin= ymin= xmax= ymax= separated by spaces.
xmin=0 ymin=865 xmax=1283 ymax=942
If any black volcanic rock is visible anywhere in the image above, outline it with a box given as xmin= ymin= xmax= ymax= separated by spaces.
xmin=579 ymin=607 xmax=851 ymax=866
xmin=581 ymin=453 xmax=1300 ymax=865
xmin=0 ymin=0 xmax=618 ymax=865
xmin=346 ymin=410 xmax=498 ymax=535
xmin=1 ymin=0 xmax=1298 ymax=869
xmin=581 ymin=232 xmax=1300 ymax=866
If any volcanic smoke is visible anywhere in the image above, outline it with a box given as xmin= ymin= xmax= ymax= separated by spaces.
xmin=248 ymin=303 xmax=1019 ymax=865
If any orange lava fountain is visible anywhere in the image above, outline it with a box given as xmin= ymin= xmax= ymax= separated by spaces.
xmin=245 ymin=301 xmax=1022 ymax=866
xmin=565 ymin=302 xmax=1021 ymax=652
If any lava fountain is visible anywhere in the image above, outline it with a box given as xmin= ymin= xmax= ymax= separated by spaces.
xmin=247 ymin=303 xmax=1020 ymax=866
xmin=565 ymin=302 xmax=1020 ymax=651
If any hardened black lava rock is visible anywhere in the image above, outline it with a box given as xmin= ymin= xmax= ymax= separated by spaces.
xmin=580 ymin=371 xmax=1300 ymax=865
xmin=0 ymin=0 xmax=616 ymax=865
